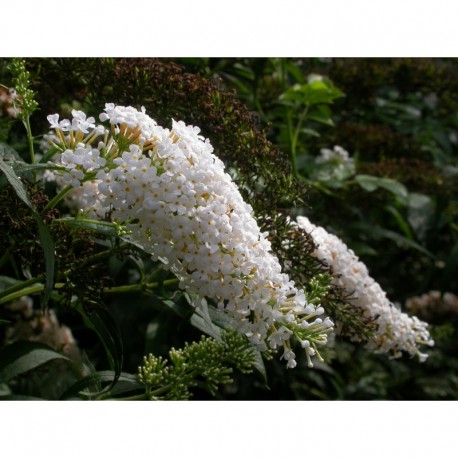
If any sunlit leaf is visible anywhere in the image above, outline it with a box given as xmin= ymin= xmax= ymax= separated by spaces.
xmin=307 ymin=104 xmax=334 ymax=126
xmin=190 ymin=298 xmax=222 ymax=341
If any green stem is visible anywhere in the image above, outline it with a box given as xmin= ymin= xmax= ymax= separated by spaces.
xmin=0 ymin=284 xmax=45 ymax=305
xmin=23 ymin=115 xmax=35 ymax=166
xmin=103 ymin=278 xmax=179 ymax=294
xmin=41 ymin=184 xmax=73 ymax=213
xmin=291 ymin=106 xmax=309 ymax=155
xmin=0 ymin=274 xmax=45 ymax=301
xmin=79 ymin=248 xmax=121 ymax=268
xmin=289 ymin=105 xmax=309 ymax=179
xmin=253 ymin=78 xmax=268 ymax=124
xmin=286 ymin=109 xmax=296 ymax=177
xmin=0 ymin=248 xmax=117 ymax=303
xmin=147 ymin=383 xmax=174 ymax=398
xmin=110 ymin=393 xmax=147 ymax=401
xmin=0 ymin=275 xmax=179 ymax=305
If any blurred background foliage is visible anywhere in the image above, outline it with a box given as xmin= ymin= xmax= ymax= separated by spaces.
xmin=0 ymin=58 xmax=457 ymax=400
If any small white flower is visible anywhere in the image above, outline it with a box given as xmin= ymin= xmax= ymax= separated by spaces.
xmin=47 ymin=114 xmax=60 ymax=129
xmin=315 ymin=145 xmax=354 ymax=171
xmin=71 ymin=109 xmax=96 ymax=133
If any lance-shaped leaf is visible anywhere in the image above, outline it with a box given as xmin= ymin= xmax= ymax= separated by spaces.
xmin=0 ymin=156 xmax=55 ymax=309
xmin=75 ymin=301 xmax=124 ymax=390
xmin=0 ymin=341 xmax=68 ymax=384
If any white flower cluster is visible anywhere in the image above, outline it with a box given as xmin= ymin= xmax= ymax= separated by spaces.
xmin=296 ymin=216 xmax=434 ymax=361
xmin=315 ymin=145 xmax=355 ymax=170
xmin=46 ymin=104 xmax=333 ymax=368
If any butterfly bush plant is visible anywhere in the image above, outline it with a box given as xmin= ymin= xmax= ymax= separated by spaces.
xmin=0 ymin=59 xmax=434 ymax=400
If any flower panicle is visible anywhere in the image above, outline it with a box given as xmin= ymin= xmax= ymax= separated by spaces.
xmin=296 ymin=215 xmax=434 ymax=361
xmin=45 ymin=103 xmax=334 ymax=369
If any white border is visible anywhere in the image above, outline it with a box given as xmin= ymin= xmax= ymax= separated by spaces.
xmin=0 ymin=402 xmax=456 ymax=457
xmin=1 ymin=0 xmax=458 ymax=57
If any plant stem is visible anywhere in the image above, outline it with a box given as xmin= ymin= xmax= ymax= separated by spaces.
xmin=291 ymin=106 xmax=309 ymax=156
xmin=23 ymin=115 xmax=35 ymax=166
xmin=41 ymin=184 xmax=73 ymax=213
xmin=0 ymin=274 xmax=45 ymax=301
xmin=286 ymin=109 xmax=297 ymax=177
xmin=0 ymin=248 xmax=117 ymax=303
xmin=103 ymin=278 xmax=179 ymax=294
xmin=289 ymin=105 xmax=309 ymax=179
xmin=0 ymin=274 xmax=179 ymax=305
xmin=111 ymin=393 xmax=147 ymax=401
xmin=147 ymin=383 xmax=174 ymax=398
xmin=0 ymin=284 xmax=45 ymax=305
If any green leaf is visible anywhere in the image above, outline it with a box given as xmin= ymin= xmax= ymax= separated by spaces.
xmin=407 ymin=193 xmax=435 ymax=242
xmin=251 ymin=350 xmax=268 ymax=386
xmin=354 ymin=174 xmax=408 ymax=201
xmin=307 ymin=105 xmax=334 ymax=126
xmin=0 ymin=275 xmax=21 ymax=290
xmin=190 ymin=298 xmax=222 ymax=341
xmin=0 ymin=143 xmax=22 ymax=162
xmin=0 ymin=395 xmax=43 ymax=400
xmin=232 ymin=63 xmax=256 ymax=81
xmin=358 ymin=224 xmax=435 ymax=258
xmin=207 ymin=303 xmax=237 ymax=330
xmin=0 ymin=157 xmax=55 ymax=309
xmin=285 ymin=61 xmax=305 ymax=83
xmin=385 ymin=204 xmax=414 ymax=240
xmin=354 ymin=175 xmax=378 ymax=192
xmin=159 ymin=293 xmax=194 ymax=320
xmin=301 ymin=127 xmax=321 ymax=138
xmin=279 ymin=79 xmax=343 ymax=109
xmin=349 ymin=242 xmax=378 ymax=257
xmin=60 ymin=371 xmax=140 ymax=400
xmin=0 ymin=156 xmax=33 ymax=208
xmin=279 ymin=84 xmax=304 ymax=103
xmin=37 ymin=218 xmax=55 ymax=309
xmin=75 ymin=301 xmax=123 ymax=388
xmin=13 ymin=162 xmax=67 ymax=175
xmin=221 ymin=73 xmax=253 ymax=97
xmin=302 ymin=78 xmax=344 ymax=105
xmin=0 ymin=341 xmax=68 ymax=384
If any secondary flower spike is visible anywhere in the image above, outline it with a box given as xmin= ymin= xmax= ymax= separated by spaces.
xmin=46 ymin=104 xmax=333 ymax=368
xmin=296 ymin=216 xmax=434 ymax=361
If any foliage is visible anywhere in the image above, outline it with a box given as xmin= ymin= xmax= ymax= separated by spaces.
xmin=179 ymin=58 xmax=457 ymax=399
xmin=0 ymin=57 xmax=456 ymax=400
